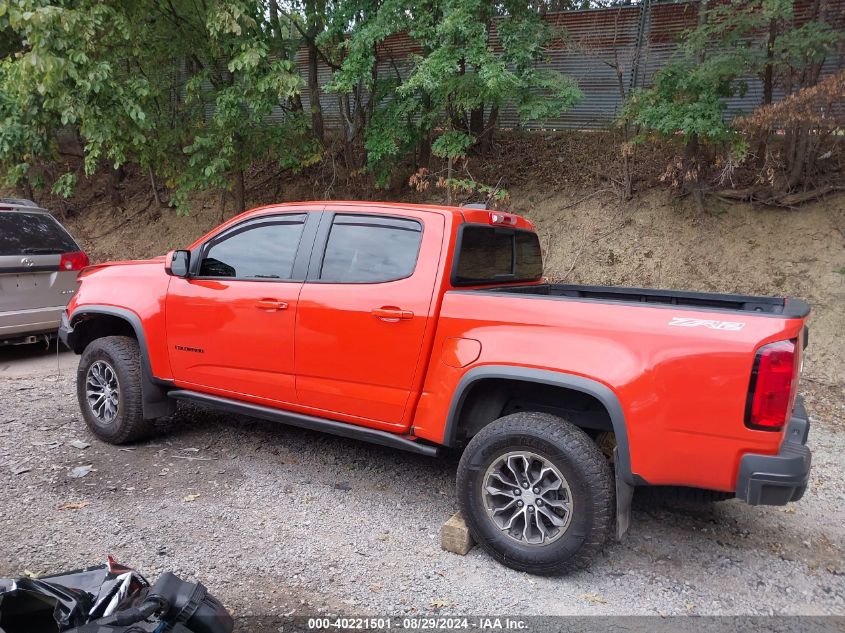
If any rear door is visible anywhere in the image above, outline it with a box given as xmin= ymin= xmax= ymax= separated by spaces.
xmin=294 ymin=209 xmax=445 ymax=429
xmin=0 ymin=210 xmax=81 ymax=338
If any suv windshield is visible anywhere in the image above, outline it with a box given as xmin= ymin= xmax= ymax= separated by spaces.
xmin=0 ymin=212 xmax=78 ymax=256
xmin=453 ymin=225 xmax=543 ymax=285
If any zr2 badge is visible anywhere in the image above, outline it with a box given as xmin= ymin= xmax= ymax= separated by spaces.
xmin=668 ymin=317 xmax=746 ymax=331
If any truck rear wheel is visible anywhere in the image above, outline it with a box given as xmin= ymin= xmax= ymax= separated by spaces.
xmin=77 ymin=336 xmax=152 ymax=444
xmin=457 ymin=412 xmax=614 ymax=575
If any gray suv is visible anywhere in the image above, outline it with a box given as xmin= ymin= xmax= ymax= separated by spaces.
xmin=0 ymin=198 xmax=88 ymax=346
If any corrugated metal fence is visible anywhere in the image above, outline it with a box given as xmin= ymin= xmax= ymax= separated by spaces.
xmin=283 ymin=0 xmax=845 ymax=131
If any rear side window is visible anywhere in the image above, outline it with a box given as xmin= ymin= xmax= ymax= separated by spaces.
xmin=0 ymin=212 xmax=78 ymax=256
xmin=198 ymin=215 xmax=305 ymax=279
xmin=453 ymin=225 xmax=543 ymax=285
xmin=319 ymin=214 xmax=422 ymax=283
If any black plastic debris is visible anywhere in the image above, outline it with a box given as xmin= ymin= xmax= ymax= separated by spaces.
xmin=0 ymin=557 xmax=232 ymax=633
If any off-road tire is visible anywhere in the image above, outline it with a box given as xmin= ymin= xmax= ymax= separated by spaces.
xmin=457 ymin=412 xmax=614 ymax=575
xmin=77 ymin=336 xmax=152 ymax=444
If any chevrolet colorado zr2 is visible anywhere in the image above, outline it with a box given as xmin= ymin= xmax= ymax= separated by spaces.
xmin=59 ymin=202 xmax=812 ymax=575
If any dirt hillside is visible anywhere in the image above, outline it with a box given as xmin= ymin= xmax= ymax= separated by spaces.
xmin=10 ymin=149 xmax=844 ymax=389
xmin=522 ymin=186 xmax=845 ymax=389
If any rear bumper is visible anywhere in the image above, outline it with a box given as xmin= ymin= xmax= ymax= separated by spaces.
xmin=735 ymin=396 xmax=811 ymax=506
xmin=0 ymin=305 xmax=64 ymax=340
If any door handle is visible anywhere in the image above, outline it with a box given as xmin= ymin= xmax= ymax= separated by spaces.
xmin=255 ymin=299 xmax=288 ymax=311
xmin=372 ymin=307 xmax=414 ymax=321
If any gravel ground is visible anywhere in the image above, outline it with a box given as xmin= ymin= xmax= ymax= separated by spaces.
xmin=1 ymin=353 xmax=843 ymax=620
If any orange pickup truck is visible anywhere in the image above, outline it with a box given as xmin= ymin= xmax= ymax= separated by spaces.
xmin=60 ymin=202 xmax=812 ymax=574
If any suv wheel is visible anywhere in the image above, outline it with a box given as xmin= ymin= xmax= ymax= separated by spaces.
xmin=457 ymin=412 xmax=614 ymax=575
xmin=77 ymin=336 xmax=151 ymax=444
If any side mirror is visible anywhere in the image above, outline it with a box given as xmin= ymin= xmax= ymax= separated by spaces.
xmin=165 ymin=250 xmax=191 ymax=277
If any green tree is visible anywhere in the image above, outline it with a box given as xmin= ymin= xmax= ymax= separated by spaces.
xmin=0 ymin=0 xmax=319 ymax=214
xmin=166 ymin=0 xmax=318 ymax=213
xmin=0 ymin=1 xmax=150 ymax=197
xmin=330 ymin=0 xmax=582 ymax=193
xmin=624 ymin=0 xmax=842 ymax=201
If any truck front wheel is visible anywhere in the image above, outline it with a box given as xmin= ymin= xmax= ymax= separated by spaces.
xmin=77 ymin=336 xmax=152 ymax=444
xmin=457 ymin=412 xmax=614 ymax=575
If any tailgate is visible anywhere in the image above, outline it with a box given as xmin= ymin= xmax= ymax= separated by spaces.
xmin=0 ymin=260 xmax=78 ymax=335
xmin=0 ymin=255 xmax=76 ymax=311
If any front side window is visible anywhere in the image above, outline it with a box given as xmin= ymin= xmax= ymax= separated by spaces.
xmin=199 ymin=215 xmax=305 ymax=279
xmin=319 ymin=214 xmax=422 ymax=283
xmin=453 ymin=225 xmax=543 ymax=285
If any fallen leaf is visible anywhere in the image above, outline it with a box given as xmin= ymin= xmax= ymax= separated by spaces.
xmin=580 ymin=593 xmax=607 ymax=604
xmin=69 ymin=465 xmax=94 ymax=478
xmin=183 ymin=493 xmax=200 ymax=502
xmin=58 ymin=501 xmax=90 ymax=511
xmin=429 ymin=599 xmax=448 ymax=609
xmin=70 ymin=440 xmax=90 ymax=450
xmin=22 ymin=570 xmax=37 ymax=579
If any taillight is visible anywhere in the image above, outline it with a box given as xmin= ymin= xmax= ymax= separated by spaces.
xmin=60 ymin=251 xmax=89 ymax=271
xmin=745 ymin=340 xmax=799 ymax=431
xmin=489 ymin=212 xmax=517 ymax=226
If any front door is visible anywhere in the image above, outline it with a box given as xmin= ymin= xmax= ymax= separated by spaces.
xmin=165 ymin=213 xmax=312 ymax=404
xmin=295 ymin=210 xmax=444 ymax=429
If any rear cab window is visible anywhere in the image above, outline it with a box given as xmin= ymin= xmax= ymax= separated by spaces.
xmin=452 ymin=225 xmax=543 ymax=286
xmin=0 ymin=212 xmax=78 ymax=256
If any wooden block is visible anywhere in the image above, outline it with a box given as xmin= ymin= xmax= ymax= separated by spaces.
xmin=441 ymin=512 xmax=476 ymax=555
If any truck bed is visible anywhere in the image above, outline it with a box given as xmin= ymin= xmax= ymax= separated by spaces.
xmin=481 ymin=283 xmax=810 ymax=318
